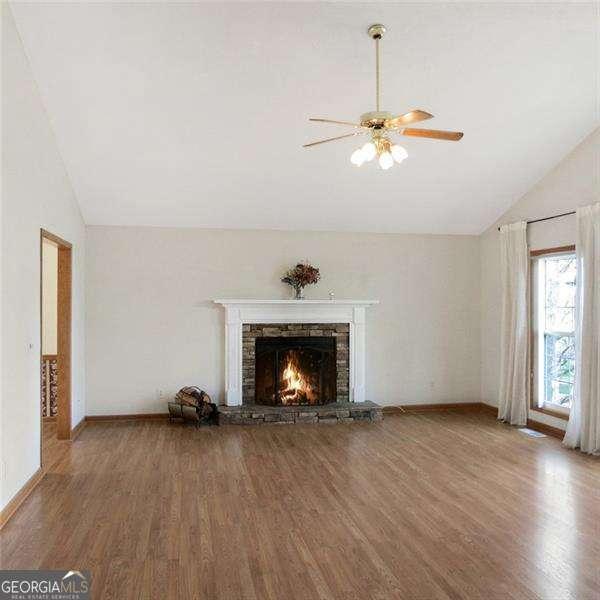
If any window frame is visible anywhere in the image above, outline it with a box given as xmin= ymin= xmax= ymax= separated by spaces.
xmin=529 ymin=245 xmax=576 ymax=421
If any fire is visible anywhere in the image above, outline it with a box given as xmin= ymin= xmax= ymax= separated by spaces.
xmin=279 ymin=351 xmax=316 ymax=405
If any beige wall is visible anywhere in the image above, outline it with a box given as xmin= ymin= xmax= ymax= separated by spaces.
xmin=86 ymin=227 xmax=482 ymax=415
xmin=1 ymin=5 xmax=86 ymax=511
xmin=41 ymin=239 xmax=58 ymax=355
xmin=480 ymin=127 xmax=600 ymax=431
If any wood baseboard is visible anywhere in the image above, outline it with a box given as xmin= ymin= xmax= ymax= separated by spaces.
xmin=529 ymin=405 xmax=569 ymax=421
xmin=526 ymin=419 xmax=565 ymax=439
xmin=383 ymin=402 xmax=488 ymax=414
xmin=478 ymin=403 xmax=498 ymax=415
xmin=71 ymin=418 xmax=87 ymax=440
xmin=0 ymin=468 xmax=44 ymax=530
xmin=86 ymin=413 xmax=170 ymax=422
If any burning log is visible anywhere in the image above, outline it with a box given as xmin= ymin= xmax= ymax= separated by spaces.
xmin=278 ymin=352 xmax=316 ymax=405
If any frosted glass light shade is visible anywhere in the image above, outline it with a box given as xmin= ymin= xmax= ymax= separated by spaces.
xmin=361 ymin=142 xmax=377 ymax=162
xmin=350 ymin=148 xmax=365 ymax=166
xmin=378 ymin=151 xmax=394 ymax=170
xmin=391 ymin=144 xmax=408 ymax=163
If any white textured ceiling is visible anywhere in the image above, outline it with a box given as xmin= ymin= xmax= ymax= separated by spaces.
xmin=10 ymin=2 xmax=599 ymax=234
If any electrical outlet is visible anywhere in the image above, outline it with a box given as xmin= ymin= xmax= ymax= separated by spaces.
xmin=157 ymin=389 xmax=164 ymax=400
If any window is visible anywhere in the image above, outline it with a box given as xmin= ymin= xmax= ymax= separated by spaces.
xmin=531 ymin=247 xmax=576 ymax=416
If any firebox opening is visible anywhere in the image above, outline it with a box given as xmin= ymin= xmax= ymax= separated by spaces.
xmin=255 ymin=337 xmax=336 ymax=406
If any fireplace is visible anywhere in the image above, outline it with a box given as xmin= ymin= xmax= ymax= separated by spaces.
xmin=255 ymin=336 xmax=336 ymax=406
xmin=215 ymin=299 xmax=379 ymax=406
xmin=214 ymin=300 xmax=381 ymax=422
xmin=242 ymin=323 xmax=350 ymax=405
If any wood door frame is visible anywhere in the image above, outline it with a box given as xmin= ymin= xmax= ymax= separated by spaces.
xmin=40 ymin=229 xmax=72 ymax=445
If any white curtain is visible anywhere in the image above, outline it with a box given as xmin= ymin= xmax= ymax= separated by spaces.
xmin=563 ymin=203 xmax=600 ymax=455
xmin=498 ymin=221 xmax=529 ymax=426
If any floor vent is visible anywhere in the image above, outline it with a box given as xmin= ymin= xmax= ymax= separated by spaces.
xmin=518 ymin=428 xmax=547 ymax=438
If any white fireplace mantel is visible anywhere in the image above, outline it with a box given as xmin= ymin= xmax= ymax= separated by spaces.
xmin=213 ymin=299 xmax=379 ymax=406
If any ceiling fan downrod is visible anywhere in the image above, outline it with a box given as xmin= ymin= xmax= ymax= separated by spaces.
xmin=367 ymin=24 xmax=386 ymax=112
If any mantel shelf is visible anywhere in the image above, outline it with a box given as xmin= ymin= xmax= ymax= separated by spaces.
xmin=214 ymin=299 xmax=379 ymax=306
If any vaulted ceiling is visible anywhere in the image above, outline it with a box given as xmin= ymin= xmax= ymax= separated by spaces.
xmin=11 ymin=2 xmax=599 ymax=234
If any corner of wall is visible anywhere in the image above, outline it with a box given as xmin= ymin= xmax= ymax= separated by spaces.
xmin=478 ymin=127 xmax=599 ymax=416
xmin=1 ymin=3 xmax=87 ymax=510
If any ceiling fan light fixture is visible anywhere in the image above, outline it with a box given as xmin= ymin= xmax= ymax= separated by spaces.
xmin=361 ymin=141 xmax=377 ymax=161
xmin=378 ymin=151 xmax=394 ymax=170
xmin=391 ymin=144 xmax=408 ymax=163
xmin=350 ymin=148 xmax=365 ymax=166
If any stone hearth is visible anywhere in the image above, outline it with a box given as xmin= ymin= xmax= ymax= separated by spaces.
xmin=219 ymin=401 xmax=383 ymax=425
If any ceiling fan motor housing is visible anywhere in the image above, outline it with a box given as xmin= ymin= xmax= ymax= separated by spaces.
xmin=360 ymin=111 xmax=393 ymax=129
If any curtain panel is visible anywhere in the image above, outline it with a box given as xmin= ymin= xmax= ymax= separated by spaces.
xmin=498 ymin=221 xmax=529 ymax=426
xmin=564 ymin=203 xmax=600 ymax=455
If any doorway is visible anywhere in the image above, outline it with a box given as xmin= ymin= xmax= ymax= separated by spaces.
xmin=40 ymin=229 xmax=72 ymax=470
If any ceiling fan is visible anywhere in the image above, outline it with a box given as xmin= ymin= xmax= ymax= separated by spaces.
xmin=303 ymin=24 xmax=464 ymax=170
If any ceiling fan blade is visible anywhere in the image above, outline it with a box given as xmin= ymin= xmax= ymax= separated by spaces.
xmin=401 ymin=128 xmax=464 ymax=141
xmin=303 ymin=131 xmax=367 ymax=148
xmin=385 ymin=110 xmax=433 ymax=128
xmin=309 ymin=118 xmax=364 ymax=128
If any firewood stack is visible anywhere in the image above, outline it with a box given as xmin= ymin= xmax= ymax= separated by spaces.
xmin=168 ymin=386 xmax=219 ymax=426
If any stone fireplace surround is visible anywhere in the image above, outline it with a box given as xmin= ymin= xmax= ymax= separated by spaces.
xmin=242 ymin=322 xmax=350 ymax=405
xmin=213 ymin=299 xmax=380 ymax=424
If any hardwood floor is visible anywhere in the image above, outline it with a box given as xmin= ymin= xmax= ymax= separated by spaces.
xmin=1 ymin=411 xmax=599 ymax=599
xmin=42 ymin=419 xmax=72 ymax=471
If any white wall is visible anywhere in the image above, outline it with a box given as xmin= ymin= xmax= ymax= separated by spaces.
xmin=1 ymin=5 xmax=86 ymax=510
xmin=86 ymin=227 xmax=481 ymax=415
xmin=41 ymin=239 xmax=58 ymax=355
xmin=480 ymin=127 xmax=600 ymax=430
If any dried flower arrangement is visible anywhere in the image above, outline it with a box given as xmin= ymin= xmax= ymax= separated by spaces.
xmin=281 ymin=262 xmax=321 ymax=299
